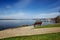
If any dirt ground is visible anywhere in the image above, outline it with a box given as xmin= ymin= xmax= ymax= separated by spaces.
xmin=0 ymin=26 xmax=60 ymax=39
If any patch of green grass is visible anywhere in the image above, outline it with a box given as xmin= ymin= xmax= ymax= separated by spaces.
xmin=37 ymin=23 xmax=60 ymax=28
xmin=1 ymin=32 xmax=60 ymax=40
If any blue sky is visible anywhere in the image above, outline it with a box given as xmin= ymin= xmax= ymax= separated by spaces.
xmin=0 ymin=0 xmax=60 ymax=19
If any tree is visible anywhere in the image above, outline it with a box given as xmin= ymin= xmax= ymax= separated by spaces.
xmin=55 ymin=16 xmax=60 ymax=23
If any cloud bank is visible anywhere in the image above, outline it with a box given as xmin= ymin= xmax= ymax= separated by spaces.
xmin=0 ymin=12 xmax=60 ymax=19
xmin=34 ymin=12 xmax=60 ymax=19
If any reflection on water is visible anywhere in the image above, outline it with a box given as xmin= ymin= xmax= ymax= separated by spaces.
xmin=0 ymin=20 xmax=55 ymax=30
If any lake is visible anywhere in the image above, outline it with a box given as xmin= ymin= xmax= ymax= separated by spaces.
xmin=0 ymin=20 xmax=55 ymax=30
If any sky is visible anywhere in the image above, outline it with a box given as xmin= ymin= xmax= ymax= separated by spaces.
xmin=0 ymin=0 xmax=60 ymax=19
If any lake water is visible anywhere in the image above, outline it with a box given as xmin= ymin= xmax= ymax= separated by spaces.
xmin=0 ymin=20 xmax=55 ymax=30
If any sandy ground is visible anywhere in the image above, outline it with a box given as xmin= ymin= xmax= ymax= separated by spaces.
xmin=0 ymin=26 xmax=60 ymax=39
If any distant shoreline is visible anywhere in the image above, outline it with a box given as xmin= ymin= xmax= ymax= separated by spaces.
xmin=0 ymin=18 xmax=39 ymax=20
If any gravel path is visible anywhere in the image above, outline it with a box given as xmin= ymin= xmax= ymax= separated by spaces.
xmin=0 ymin=26 xmax=60 ymax=39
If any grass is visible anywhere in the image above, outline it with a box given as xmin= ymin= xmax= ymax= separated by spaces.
xmin=1 ymin=32 xmax=60 ymax=40
xmin=36 ymin=23 xmax=60 ymax=28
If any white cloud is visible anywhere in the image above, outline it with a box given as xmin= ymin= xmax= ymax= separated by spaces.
xmin=14 ymin=0 xmax=32 ymax=8
xmin=6 ymin=5 xmax=12 ymax=9
xmin=4 ymin=0 xmax=32 ymax=9
xmin=0 ymin=12 xmax=60 ymax=19
xmin=33 ymin=12 xmax=60 ymax=19
xmin=0 ymin=12 xmax=25 ymax=19
xmin=48 ymin=6 xmax=60 ymax=12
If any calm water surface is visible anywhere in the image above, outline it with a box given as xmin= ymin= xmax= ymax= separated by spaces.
xmin=0 ymin=20 xmax=55 ymax=30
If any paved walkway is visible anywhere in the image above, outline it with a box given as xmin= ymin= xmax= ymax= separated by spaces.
xmin=0 ymin=26 xmax=60 ymax=39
